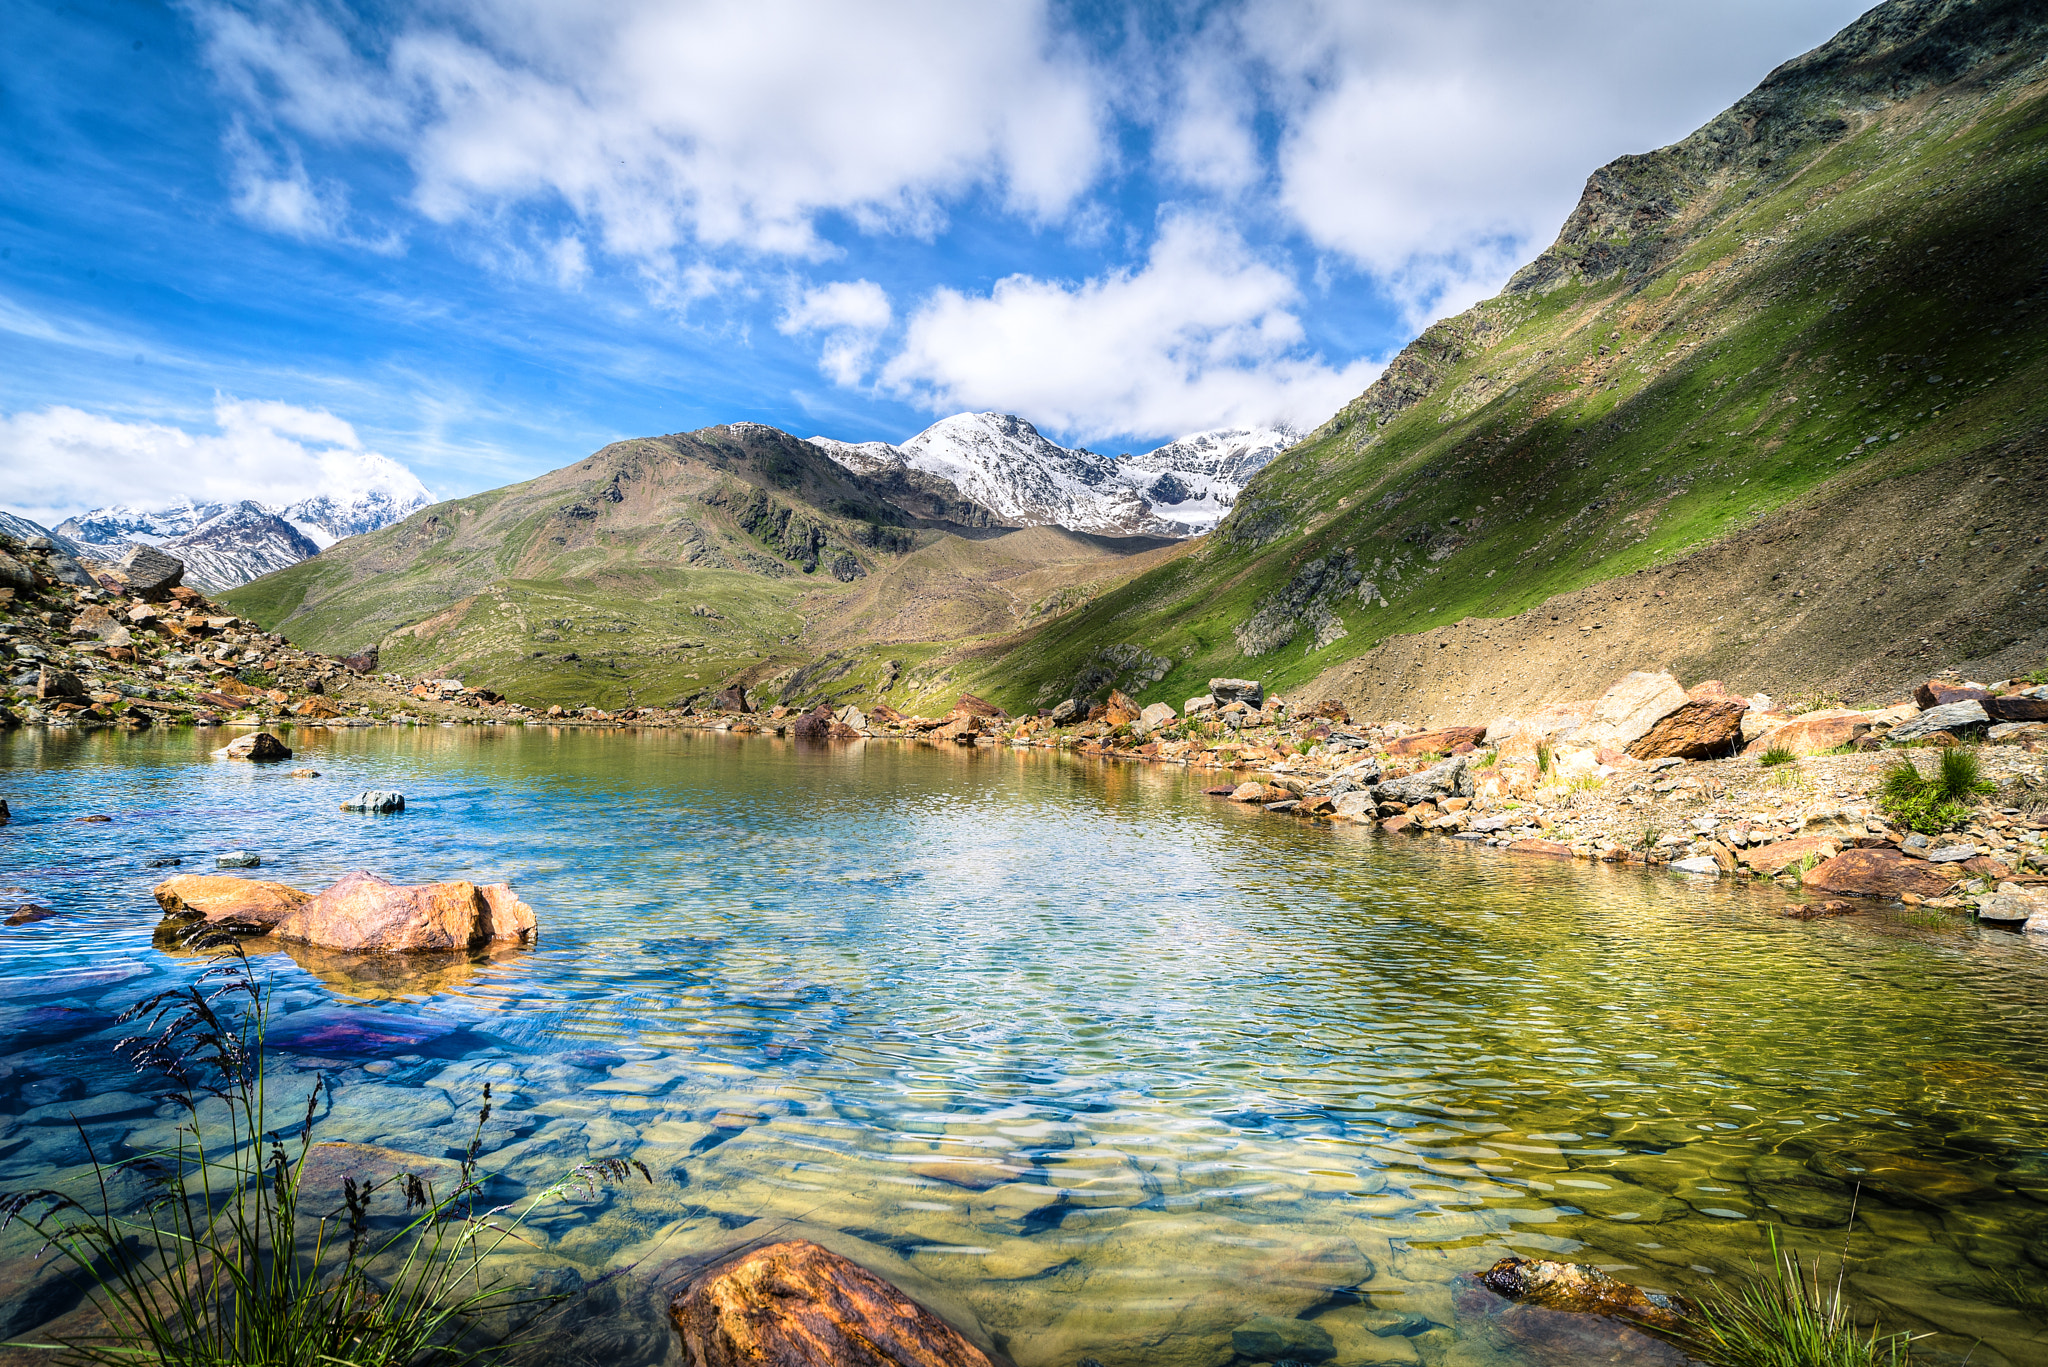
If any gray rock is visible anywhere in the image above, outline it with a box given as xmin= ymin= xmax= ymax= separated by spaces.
xmin=1978 ymin=894 xmax=2042 ymax=925
xmin=23 ymin=536 xmax=57 ymax=551
xmin=1184 ymin=694 xmax=1216 ymax=714
xmin=36 ymin=666 xmax=85 ymax=700
xmin=1263 ymin=799 xmax=1300 ymax=813
xmin=216 ymin=850 xmax=261 ymax=868
xmin=1469 ymin=815 xmax=1512 ymax=833
xmin=1049 ymin=698 xmax=1081 ymax=725
xmin=1332 ymin=792 xmax=1377 ymax=820
xmin=0 ymin=552 xmax=33 ymax=594
xmin=1231 ymin=1314 xmax=1334 ymax=1364
xmin=1670 ymin=856 xmax=1721 ymax=876
xmin=43 ymin=553 xmax=94 ymax=588
xmin=1889 ymin=701 xmax=1990 ymax=741
xmin=1900 ymin=832 xmax=1931 ymax=858
xmin=1926 ymin=844 xmax=1977 ymax=863
xmin=117 ymin=543 xmax=185 ymax=597
xmin=1209 ymin=677 xmax=1264 ymax=707
xmin=1374 ymin=754 xmax=1472 ymax=805
xmin=340 ymin=790 xmax=405 ymax=813
xmin=1138 ymin=702 xmax=1176 ymax=731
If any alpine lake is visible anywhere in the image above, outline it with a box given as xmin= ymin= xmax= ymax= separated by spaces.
xmin=3 ymin=725 xmax=2046 ymax=1367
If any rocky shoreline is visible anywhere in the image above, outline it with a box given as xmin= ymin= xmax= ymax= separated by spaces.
xmin=7 ymin=532 xmax=2045 ymax=930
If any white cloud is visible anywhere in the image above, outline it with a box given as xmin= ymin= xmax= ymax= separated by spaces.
xmin=0 ymin=398 xmax=432 ymax=526
xmin=779 ymin=279 xmax=893 ymax=386
xmin=193 ymin=0 xmax=1108 ymax=264
xmin=879 ymin=216 xmax=1377 ymax=442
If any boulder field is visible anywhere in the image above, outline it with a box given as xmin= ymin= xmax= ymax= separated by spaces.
xmin=153 ymin=871 xmax=537 ymax=953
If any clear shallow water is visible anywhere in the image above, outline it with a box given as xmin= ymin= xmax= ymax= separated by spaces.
xmin=3 ymin=726 xmax=2047 ymax=1367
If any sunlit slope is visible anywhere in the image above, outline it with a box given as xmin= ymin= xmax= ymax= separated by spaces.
xmin=957 ymin=0 xmax=2048 ymax=715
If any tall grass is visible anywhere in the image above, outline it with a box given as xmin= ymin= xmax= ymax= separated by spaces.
xmin=1759 ymin=746 xmax=1797 ymax=768
xmin=1 ymin=948 xmax=647 ymax=1366
xmin=1877 ymin=748 xmax=1992 ymax=834
xmin=1682 ymin=1228 xmax=1920 ymax=1367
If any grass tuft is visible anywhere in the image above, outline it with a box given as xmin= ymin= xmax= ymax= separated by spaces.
xmin=0 ymin=946 xmax=648 ymax=1366
xmin=1682 ymin=1228 xmax=1920 ymax=1367
xmin=1877 ymin=749 xmax=1991 ymax=834
xmin=1759 ymin=746 xmax=1797 ymax=768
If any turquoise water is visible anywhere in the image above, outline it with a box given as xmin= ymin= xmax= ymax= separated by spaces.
xmin=3 ymin=726 xmax=2047 ymax=1366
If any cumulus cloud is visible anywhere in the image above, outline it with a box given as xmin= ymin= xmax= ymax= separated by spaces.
xmin=879 ymin=216 xmax=1377 ymax=442
xmin=1228 ymin=0 xmax=1868 ymax=322
xmin=192 ymin=0 xmax=1107 ymax=263
xmin=779 ymin=280 xmax=894 ymax=386
xmin=0 ymin=398 xmax=432 ymax=526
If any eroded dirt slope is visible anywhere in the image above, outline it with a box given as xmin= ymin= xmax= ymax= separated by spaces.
xmin=1302 ymin=442 xmax=2048 ymax=724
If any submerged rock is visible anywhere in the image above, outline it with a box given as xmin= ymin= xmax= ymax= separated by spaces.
xmin=216 ymin=850 xmax=262 ymax=868
xmin=1231 ymin=1313 xmax=1334 ymax=1363
xmin=340 ymin=790 xmax=405 ymax=813
xmin=1476 ymin=1257 xmax=1692 ymax=1333
xmin=668 ymin=1239 xmax=993 ymax=1367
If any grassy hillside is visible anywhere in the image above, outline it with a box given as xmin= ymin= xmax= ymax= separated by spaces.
xmin=225 ymin=423 xmax=1172 ymax=711
xmin=946 ymin=0 xmax=2048 ymax=715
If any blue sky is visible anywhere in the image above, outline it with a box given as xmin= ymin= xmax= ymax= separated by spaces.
xmin=2 ymin=0 xmax=1871 ymax=524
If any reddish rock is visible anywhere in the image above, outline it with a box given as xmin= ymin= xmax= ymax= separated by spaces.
xmin=1801 ymin=849 xmax=1959 ymax=900
xmin=1742 ymin=709 xmax=1866 ymax=757
xmin=1738 ymin=835 xmax=1835 ymax=878
xmin=1988 ymin=696 xmax=2048 ymax=722
xmin=1385 ymin=726 xmax=1487 ymax=758
xmin=711 ymin=685 xmax=752 ymax=714
xmin=953 ymin=693 xmax=1008 ymax=720
xmin=668 ymin=1240 xmax=993 ymax=1367
xmin=1915 ymin=679 xmax=1992 ymax=709
xmin=1507 ymin=839 xmax=1574 ymax=859
xmin=1230 ymin=782 xmax=1289 ymax=803
xmin=274 ymin=872 xmax=538 ymax=953
xmin=869 ymin=703 xmax=904 ymax=723
xmin=196 ymin=691 xmax=243 ymax=710
xmin=153 ymin=874 xmax=312 ymax=937
xmin=1380 ymin=815 xmax=1416 ymax=833
xmin=1782 ymin=901 xmax=1861 ymax=920
xmin=1627 ymin=698 xmax=1748 ymax=761
xmin=791 ymin=707 xmax=836 ymax=740
xmin=1686 ymin=679 xmax=1742 ymax=702
xmin=1297 ymin=795 xmax=1335 ymax=816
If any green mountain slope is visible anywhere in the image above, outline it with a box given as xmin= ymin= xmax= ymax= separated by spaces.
xmin=225 ymin=423 xmax=1173 ymax=710
xmin=951 ymin=0 xmax=2048 ymax=716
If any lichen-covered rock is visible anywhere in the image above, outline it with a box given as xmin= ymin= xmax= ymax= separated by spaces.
xmin=1888 ymin=700 xmax=1990 ymax=742
xmin=668 ymin=1239 xmax=993 ymax=1367
xmin=1209 ymin=677 xmax=1264 ymax=707
xmin=1375 ymin=754 xmax=1472 ymax=805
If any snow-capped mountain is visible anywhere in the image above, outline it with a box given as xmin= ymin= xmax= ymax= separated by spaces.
xmin=809 ymin=413 xmax=1298 ymax=537
xmin=1115 ymin=424 xmax=1301 ymax=536
xmin=53 ymin=484 xmax=429 ymax=590
xmin=0 ymin=510 xmax=81 ymax=553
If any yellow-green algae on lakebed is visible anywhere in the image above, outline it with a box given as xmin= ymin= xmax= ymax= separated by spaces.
xmin=2 ymin=725 xmax=2045 ymax=1365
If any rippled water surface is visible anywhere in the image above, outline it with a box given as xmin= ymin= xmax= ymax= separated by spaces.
xmin=4 ymin=726 xmax=2048 ymax=1366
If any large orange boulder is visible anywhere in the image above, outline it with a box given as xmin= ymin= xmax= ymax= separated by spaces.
xmin=669 ymin=1240 xmax=993 ymax=1367
xmin=1915 ymin=679 xmax=1991 ymax=709
xmin=1801 ymin=849 xmax=1959 ymax=900
xmin=1627 ymin=699 xmax=1748 ymax=761
xmin=273 ymin=872 xmax=537 ymax=953
xmin=153 ymin=874 xmax=312 ymax=937
xmin=1742 ymin=709 xmax=1867 ymax=757
xmin=952 ymin=693 xmax=1008 ymax=720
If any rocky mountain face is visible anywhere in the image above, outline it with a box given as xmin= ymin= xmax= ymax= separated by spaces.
xmin=53 ymin=488 xmax=428 ymax=590
xmin=942 ymin=0 xmax=2048 ymax=719
xmin=810 ymin=414 xmax=1298 ymax=537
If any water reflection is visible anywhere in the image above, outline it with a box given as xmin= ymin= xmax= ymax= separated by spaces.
xmin=2 ymin=726 xmax=2046 ymax=1366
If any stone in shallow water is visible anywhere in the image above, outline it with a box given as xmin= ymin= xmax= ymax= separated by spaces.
xmin=668 ymin=1239 xmax=993 ymax=1367
xmin=1232 ymin=1313 xmax=1335 ymax=1363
